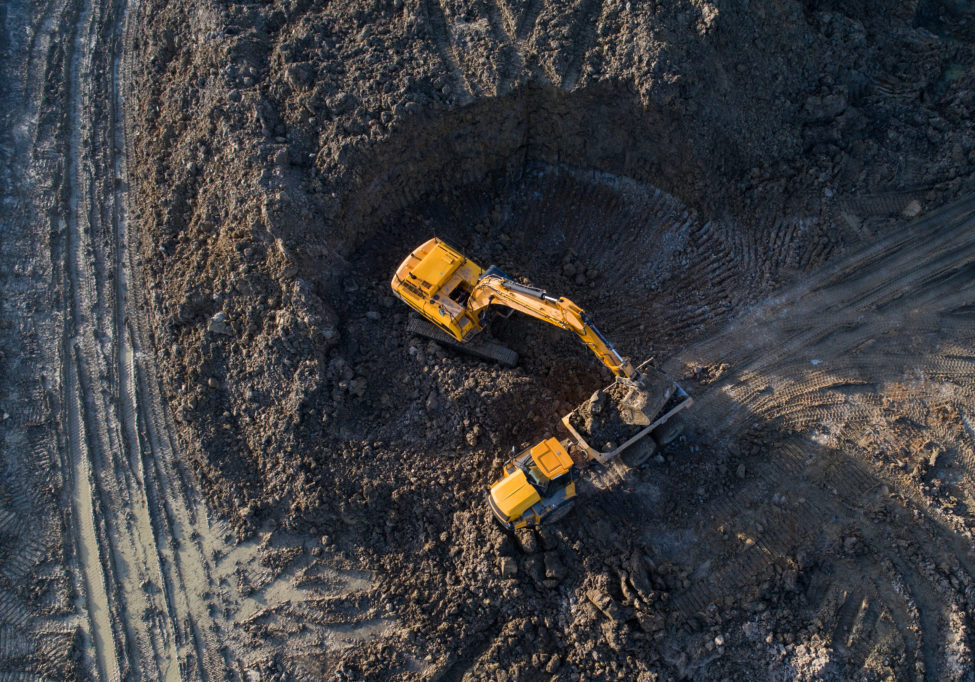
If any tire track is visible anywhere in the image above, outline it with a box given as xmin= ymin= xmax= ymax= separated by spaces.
xmin=512 ymin=0 xmax=544 ymax=40
xmin=483 ymin=0 xmax=525 ymax=92
xmin=559 ymin=0 xmax=604 ymax=89
xmin=62 ymin=0 xmax=125 ymax=675
xmin=422 ymin=0 xmax=478 ymax=100
xmin=661 ymin=193 xmax=975 ymax=679
xmin=0 ymin=0 xmax=92 ymax=676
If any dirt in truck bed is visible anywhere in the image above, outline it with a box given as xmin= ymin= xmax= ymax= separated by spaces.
xmin=568 ymin=378 xmax=655 ymax=450
xmin=5 ymin=0 xmax=975 ymax=678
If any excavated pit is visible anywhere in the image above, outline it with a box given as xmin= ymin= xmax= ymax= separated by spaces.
xmin=314 ymin=85 xmax=865 ymax=463
xmin=137 ymin=86 xmax=975 ymax=679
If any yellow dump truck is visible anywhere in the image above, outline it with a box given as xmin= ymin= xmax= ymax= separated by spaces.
xmin=486 ymin=438 xmax=577 ymax=530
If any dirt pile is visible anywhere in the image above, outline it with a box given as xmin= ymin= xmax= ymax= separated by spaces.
xmin=120 ymin=0 xmax=975 ymax=678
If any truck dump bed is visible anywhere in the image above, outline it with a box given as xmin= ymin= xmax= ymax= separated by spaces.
xmin=563 ymin=367 xmax=692 ymax=464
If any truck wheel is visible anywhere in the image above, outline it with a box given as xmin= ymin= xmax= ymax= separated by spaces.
xmin=543 ymin=500 xmax=575 ymax=525
xmin=652 ymin=415 xmax=684 ymax=447
xmin=620 ymin=438 xmax=657 ymax=469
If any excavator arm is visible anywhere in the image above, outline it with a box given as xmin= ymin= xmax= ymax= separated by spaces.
xmin=468 ymin=267 xmax=637 ymax=379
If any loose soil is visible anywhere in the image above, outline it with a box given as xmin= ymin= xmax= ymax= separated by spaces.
xmin=568 ymin=377 xmax=668 ymax=451
xmin=5 ymin=0 xmax=975 ymax=679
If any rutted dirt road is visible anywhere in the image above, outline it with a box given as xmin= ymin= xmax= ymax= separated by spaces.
xmin=662 ymin=193 xmax=975 ymax=678
xmin=2 ymin=0 xmax=385 ymax=678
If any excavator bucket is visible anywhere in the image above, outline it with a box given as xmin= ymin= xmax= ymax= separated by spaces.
xmin=616 ymin=367 xmax=674 ymax=426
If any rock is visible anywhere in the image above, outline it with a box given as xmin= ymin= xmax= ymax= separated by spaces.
xmin=537 ymin=528 xmax=559 ymax=552
xmin=349 ymin=377 xmax=367 ymax=397
xmin=208 ymin=311 xmax=232 ymax=335
xmin=545 ymin=654 xmax=561 ymax=674
xmin=285 ymin=62 xmax=313 ymax=88
xmin=587 ymin=589 xmax=623 ymax=622
xmin=366 ymin=310 xmax=381 ymax=320
xmin=736 ymin=463 xmax=746 ymax=479
xmin=629 ymin=558 xmax=653 ymax=595
xmin=901 ymin=199 xmax=922 ymax=219
xmin=328 ymin=92 xmax=356 ymax=115
xmin=518 ymin=531 xmax=539 ymax=554
xmin=499 ymin=556 xmax=518 ymax=578
xmin=544 ymin=552 xmax=567 ymax=581
xmin=601 ymin=620 xmax=627 ymax=650
xmin=803 ymin=93 xmax=847 ymax=122
xmin=522 ymin=555 xmax=544 ymax=582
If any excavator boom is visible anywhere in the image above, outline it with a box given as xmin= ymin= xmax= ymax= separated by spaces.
xmin=468 ymin=267 xmax=637 ymax=379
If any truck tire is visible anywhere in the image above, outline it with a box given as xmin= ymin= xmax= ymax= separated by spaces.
xmin=620 ymin=437 xmax=657 ymax=469
xmin=652 ymin=414 xmax=684 ymax=447
xmin=543 ymin=500 xmax=575 ymax=525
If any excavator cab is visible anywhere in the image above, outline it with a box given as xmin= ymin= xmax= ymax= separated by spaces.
xmin=391 ymin=237 xmax=485 ymax=341
xmin=487 ymin=438 xmax=577 ymax=530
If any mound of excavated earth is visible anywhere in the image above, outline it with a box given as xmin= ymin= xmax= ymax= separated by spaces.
xmin=116 ymin=0 xmax=975 ymax=678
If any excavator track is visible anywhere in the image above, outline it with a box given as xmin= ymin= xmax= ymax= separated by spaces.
xmin=406 ymin=318 xmax=518 ymax=367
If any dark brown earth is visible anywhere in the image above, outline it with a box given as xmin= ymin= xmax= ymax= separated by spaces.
xmin=122 ymin=0 xmax=975 ymax=679
xmin=5 ymin=0 xmax=975 ymax=679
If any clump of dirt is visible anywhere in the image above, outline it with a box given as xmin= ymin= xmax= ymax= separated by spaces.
xmin=124 ymin=0 xmax=975 ymax=678
xmin=571 ymin=383 xmax=633 ymax=450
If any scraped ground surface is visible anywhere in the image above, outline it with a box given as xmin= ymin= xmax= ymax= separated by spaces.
xmin=3 ymin=0 xmax=975 ymax=679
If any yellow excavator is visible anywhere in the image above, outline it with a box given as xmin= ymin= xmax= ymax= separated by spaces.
xmin=392 ymin=238 xmax=692 ymax=529
xmin=391 ymin=237 xmax=637 ymax=378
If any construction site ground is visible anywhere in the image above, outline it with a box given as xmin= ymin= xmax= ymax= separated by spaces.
xmin=2 ymin=0 xmax=975 ymax=679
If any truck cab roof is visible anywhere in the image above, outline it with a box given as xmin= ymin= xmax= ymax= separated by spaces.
xmin=529 ymin=438 xmax=573 ymax=480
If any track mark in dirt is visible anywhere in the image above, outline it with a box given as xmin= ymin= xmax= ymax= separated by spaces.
xmin=559 ymin=0 xmax=604 ymax=89
xmin=511 ymin=0 xmax=544 ymax=40
xmin=831 ymin=588 xmax=865 ymax=652
xmin=659 ymin=192 xmax=975 ymax=678
xmin=483 ymin=0 xmax=525 ymax=92
xmin=845 ymin=597 xmax=882 ymax=670
xmin=422 ymin=0 xmax=478 ymax=100
xmin=63 ymin=0 xmax=124 ymax=675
